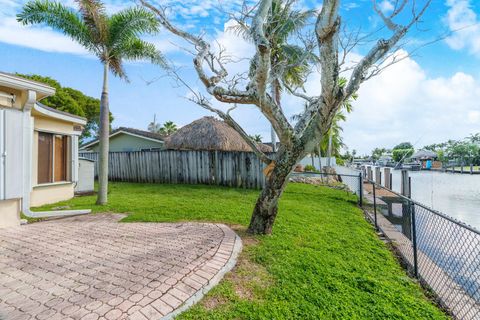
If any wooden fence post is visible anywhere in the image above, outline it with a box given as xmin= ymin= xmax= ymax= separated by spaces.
xmin=384 ymin=168 xmax=391 ymax=188
xmin=375 ymin=167 xmax=381 ymax=185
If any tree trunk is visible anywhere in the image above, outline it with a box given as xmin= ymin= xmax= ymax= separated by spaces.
xmin=327 ymin=132 xmax=332 ymax=167
xmin=96 ymin=63 xmax=110 ymax=205
xmin=247 ymin=148 xmax=299 ymax=234
xmin=271 ymin=127 xmax=277 ymax=152
xmin=318 ymin=146 xmax=323 ymax=172
xmin=270 ymin=80 xmax=282 ymax=153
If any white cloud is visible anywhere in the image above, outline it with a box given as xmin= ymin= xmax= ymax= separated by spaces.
xmin=444 ymin=0 xmax=480 ymax=57
xmin=379 ymin=0 xmax=394 ymax=13
xmin=0 ymin=1 xmax=184 ymax=57
xmin=344 ymin=3 xmax=360 ymax=11
xmin=213 ymin=20 xmax=255 ymax=74
xmin=110 ymin=10 xmax=480 ymax=152
xmin=175 ymin=21 xmax=480 ymax=152
xmin=338 ymin=51 xmax=480 ymax=154
xmin=0 ymin=18 xmax=89 ymax=55
xmin=467 ymin=111 xmax=480 ymax=123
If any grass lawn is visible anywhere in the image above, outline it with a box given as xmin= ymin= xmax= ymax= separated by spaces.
xmin=453 ymin=166 xmax=480 ymax=171
xmin=36 ymin=183 xmax=448 ymax=319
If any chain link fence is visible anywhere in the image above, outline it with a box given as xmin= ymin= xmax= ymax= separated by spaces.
xmin=365 ymin=179 xmax=480 ymax=320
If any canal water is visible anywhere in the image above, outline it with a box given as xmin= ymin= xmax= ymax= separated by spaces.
xmin=389 ymin=170 xmax=480 ymax=230
xmin=372 ymin=169 xmax=480 ymax=306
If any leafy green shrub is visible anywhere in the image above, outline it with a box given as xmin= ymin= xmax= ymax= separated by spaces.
xmin=392 ymin=148 xmax=414 ymax=162
xmin=304 ymin=164 xmax=317 ymax=172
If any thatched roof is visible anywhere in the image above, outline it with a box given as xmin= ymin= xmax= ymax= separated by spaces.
xmin=165 ymin=116 xmax=272 ymax=152
xmin=411 ymin=149 xmax=437 ymax=159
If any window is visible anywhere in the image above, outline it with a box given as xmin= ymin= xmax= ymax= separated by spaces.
xmin=37 ymin=132 xmax=70 ymax=184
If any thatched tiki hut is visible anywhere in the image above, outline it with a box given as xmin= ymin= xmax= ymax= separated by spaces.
xmin=411 ymin=149 xmax=439 ymax=169
xmin=165 ymin=116 xmax=272 ymax=152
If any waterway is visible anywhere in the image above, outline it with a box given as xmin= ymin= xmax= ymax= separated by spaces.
xmin=388 ymin=170 xmax=480 ymax=230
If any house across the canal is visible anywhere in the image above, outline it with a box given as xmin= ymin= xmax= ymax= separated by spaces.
xmin=411 ymin=149 xmax=440 ymax=170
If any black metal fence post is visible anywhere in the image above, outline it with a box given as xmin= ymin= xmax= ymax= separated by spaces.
xmin=410 ymin=202 xmax=419 ymax=278
xmin=358 ymin=172 xmax=363 ymax=207
xmin=389 ymin=173 xmax=393 ymax=189
xmin=408 ymin=177 xmax=412 ymax=198
xmin=372 ymin=182 xmax=378 ymax=230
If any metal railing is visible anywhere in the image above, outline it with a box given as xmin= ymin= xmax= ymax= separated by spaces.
xmin=365 ymin=179 xmax=480 ymax=320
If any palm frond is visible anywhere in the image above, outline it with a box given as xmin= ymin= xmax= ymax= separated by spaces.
xmin=108 ymin=56 xmax=127 ymax=80
xmin=75 ymin=0 xmax=108 ymax=43
xmin=274 ymin=9 xmax=315 ymax=42
xmin=17 ymin=0 xmax=96 ymax=52
xmin=115 ymin=37 xmax=167 ymax=67
xmin=227 ymin=21 xmax=252 ymax=41
xmin=108 ymin=6 xmax=159 ymax=49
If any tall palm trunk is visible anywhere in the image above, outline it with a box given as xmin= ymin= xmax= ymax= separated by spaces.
xmin=327 ymin=132 xmax=332 ymax=167
xmin=96 ymin=63 xmax=110 ymax=205
xmin=317 ymin=145 xmax=322 ymax=172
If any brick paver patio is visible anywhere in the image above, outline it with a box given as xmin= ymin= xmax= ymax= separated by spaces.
xmin=0 ymin=214 xmax=241 ymax=320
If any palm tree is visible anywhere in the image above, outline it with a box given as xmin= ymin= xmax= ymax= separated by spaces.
xmin=292 ymin=78 xmax=357 ymax=168
xmin=159 ymin=121 xmax=177 ymax=135
xmin=231 ymin=0 xmax=315 ymax=151
xmin=249 ymin=134 xmax=263 ymax=143
xmin=323 ymin=111 xmax=347 ymax=159
xmin=148 ymin=114 xmax=161 ymax=133
xmin=18 ymin=0 xmax=165 ymax=205
xmin=467 ymin=133 xmax=480 ymax=144
xmin=324 ymin=78 xmax=356 ymax=166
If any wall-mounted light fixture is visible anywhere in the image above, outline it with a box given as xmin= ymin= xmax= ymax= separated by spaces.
xmin=0 ymin=91 xmax=15 ymax=105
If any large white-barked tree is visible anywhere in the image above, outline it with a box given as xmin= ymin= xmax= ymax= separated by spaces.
xmin=140 ymin=0 xmax=431 ymax=234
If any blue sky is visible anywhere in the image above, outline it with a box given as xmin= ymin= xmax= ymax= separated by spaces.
xmin=1 ymin=0 xmax=480 ymax=154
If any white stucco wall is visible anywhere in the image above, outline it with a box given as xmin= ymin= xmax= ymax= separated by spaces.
xmin=0 ymin=199 xmax=21 ymax=228
xmin=30 ymin=183 xmax=74 ymax=207
xmin=0 ymin=88 xmax=22 ymax=227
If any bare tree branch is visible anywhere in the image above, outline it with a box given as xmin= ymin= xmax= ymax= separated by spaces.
xmin=345 ymin=0 xmax=432 ymax=99
xmin=141 ymin=0 xmax=294 ymax=146
xmin=294 ymin=0 xmax=341 ymax=139
xmin=162 ymin=62 xmax=273 ymax=164
xmin=251 ymin=0 xmax=272 ymax=100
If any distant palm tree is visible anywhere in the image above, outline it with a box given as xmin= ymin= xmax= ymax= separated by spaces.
xmin=249 ymin=134 xmax=263 ymax=143
xmin=291 ymin=78 xmax=357 ymax=167
xmin=324 ymin=78 xmax=356 ymax=166
xmin=467 ymin=133 xmax=480 ymax=144
xmin=231 ymin=0 xmax=316 ymax=151
xmin=159 ymin=121 xmax=177 ymax=135
xmin=18 ymin=0 xmax=165 ymax=205
xmin=148 ymin=114 xmax=161 ymax=133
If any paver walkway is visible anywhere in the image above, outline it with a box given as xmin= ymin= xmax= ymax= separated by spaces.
xmin=0 ymin=214 xmax=241 ymax=320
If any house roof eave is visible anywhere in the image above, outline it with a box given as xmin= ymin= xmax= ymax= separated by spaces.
xmin=80 ymin=129 xmax=165 ymax=149
xmin=0 ymin=72 xmax=56 ymax=100
xmin=33 ymin=103 xmax=87 ymax=125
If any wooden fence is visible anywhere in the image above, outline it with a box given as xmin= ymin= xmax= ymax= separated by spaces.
xmin=79 ymin=150 xmax=268 ymax=189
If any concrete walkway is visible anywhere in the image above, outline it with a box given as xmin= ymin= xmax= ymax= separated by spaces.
xmin=0 ymin=214 xmax=241 ymax=320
